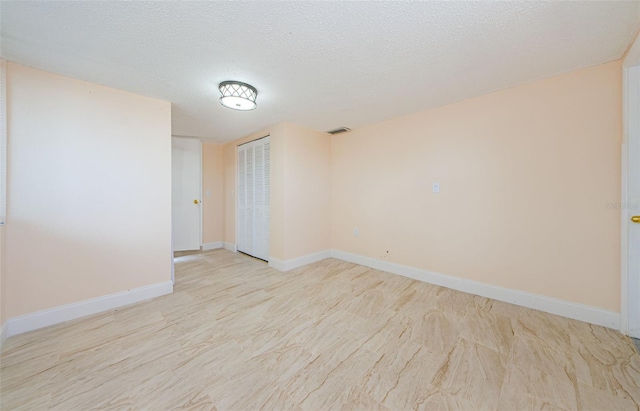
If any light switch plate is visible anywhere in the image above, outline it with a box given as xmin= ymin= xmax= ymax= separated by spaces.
xmin=433 ymin=183 xmax=440 ymax=193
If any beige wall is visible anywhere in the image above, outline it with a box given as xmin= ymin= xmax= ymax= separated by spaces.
xmin=282 ymin=123 xmax=331 ymax=260
xmin=202 ymin=143 xmax=224 ymax=244
xmin=222 ymin=122 xmax=331 ymax=261
xmin=331 ymin=60 xmax=622 ymax=312
xmin=5 ymin=63 xmax=172 ymax=319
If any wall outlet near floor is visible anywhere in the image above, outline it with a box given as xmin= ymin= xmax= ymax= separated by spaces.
xmin=206 ymin=190 xmax=211 ymax=197
xmin=433 ymin=182 xmax=440 ymax=193
xmin=353 ymin=228 xmax=359 ymax=237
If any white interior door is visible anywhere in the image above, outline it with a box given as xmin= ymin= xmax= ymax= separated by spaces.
xmin=237 ymin=137 xmax=270 ymax=260
xmin=623 ymin=37 xmax=640 ymax=338
xmin=172 ymin=137 xmax=202 ymax=252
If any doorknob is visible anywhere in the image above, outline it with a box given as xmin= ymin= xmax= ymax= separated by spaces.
xmin=193 ymin=199 xmax=200 ymax=205
xmin=632 ymin=216 xmax=640 ymax=223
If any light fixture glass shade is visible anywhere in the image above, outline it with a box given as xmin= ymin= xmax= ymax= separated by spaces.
xmin=219 ymin=81 xmax=257 ymax=110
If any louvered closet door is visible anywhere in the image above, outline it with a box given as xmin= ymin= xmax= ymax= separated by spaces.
xmin=237 ymin=148 xmax=247 ymax=253
xmin=237 ymin=137 xmax=270 ymax=261
xmin=246 ymin=144 xmax=255 ymax=255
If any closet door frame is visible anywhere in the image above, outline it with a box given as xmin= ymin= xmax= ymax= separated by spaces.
xmin=236 ymin=135 xmax=270 ymax=261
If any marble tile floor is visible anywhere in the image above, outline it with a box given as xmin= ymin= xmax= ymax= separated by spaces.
xmin=1 ymin=249 xmax=639 ymax=410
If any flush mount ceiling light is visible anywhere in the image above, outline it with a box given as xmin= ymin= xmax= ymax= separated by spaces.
xmin=218 ymin=81 xmax=258 ymax=111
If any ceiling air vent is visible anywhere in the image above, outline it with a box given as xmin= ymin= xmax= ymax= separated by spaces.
xmin=326 ymin=127 xmax=351 ymax=135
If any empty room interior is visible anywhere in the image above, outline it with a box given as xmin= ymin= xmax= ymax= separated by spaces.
xmin=1 ymin=1 xmax=640 ymax=410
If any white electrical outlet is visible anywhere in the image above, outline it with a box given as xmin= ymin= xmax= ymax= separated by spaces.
xmin=206 ymin=190 xmax=212 ymax=197
xmin=354 ymin=228 xmax=359 ymax=237
xmin=433 ymin=183 xmax=440 ymax=193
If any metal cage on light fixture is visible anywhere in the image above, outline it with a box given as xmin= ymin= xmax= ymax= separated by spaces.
xmin=218 ymin=81 xmax=258 ymax=111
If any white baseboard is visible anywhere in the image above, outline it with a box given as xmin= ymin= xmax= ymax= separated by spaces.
xmin=202 ymin=241 xmax=223 ymax=251
xmin=2 ymin=281 xmax=173 ymax=340
xmin=330 ymin=250 xmax=620 ymax=330
xmin=224 ymin=242 xmax=237 ymax=252
xmin=268 ymin=258 xmax=286 ymax=271
xmin=269 ymin=250 xmax=332 ymax=272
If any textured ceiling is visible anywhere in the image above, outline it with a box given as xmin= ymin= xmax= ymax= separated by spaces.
xmin=1 ymin=1 xmax=639 ymax=142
